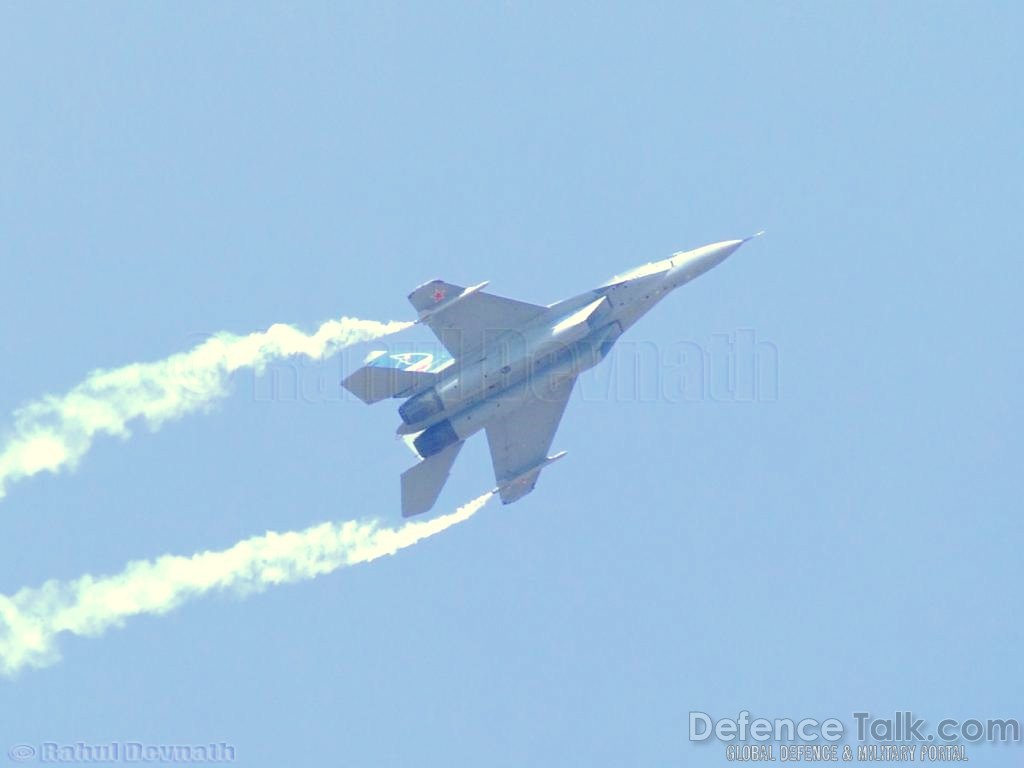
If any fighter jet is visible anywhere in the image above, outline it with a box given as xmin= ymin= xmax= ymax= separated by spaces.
xmin=343 ymin=235 xmax=760 ymax=516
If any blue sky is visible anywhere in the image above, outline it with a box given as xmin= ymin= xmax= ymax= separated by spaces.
xmin=1 ymin=2 xmax=1021 ymax=766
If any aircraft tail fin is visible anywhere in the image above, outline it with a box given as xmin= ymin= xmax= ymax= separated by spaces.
xmin=407 ymin=280 xmax=469 ymax=317
xmin=401 ymin=440 xmax=464 ymax=517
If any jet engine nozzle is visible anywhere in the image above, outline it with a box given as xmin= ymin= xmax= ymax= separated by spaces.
xmin=413 ymin=419 xmax=459 ymax=458
xmin=399 ymin=387 xmax=445 ymax=425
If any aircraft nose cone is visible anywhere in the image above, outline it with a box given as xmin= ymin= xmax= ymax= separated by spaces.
xmin=713 ymin=231 xmax=763 ymax=259
xmin=665 ymin=233 xmax=761 ymax=288
xmin=692 ymin=238 xmax=745 ymax=271
xmin=713 ymin=239 xmax=744 ymax=261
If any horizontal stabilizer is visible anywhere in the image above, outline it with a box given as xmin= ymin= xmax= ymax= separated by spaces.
xmin=401 ymin=440 xmax=464 ymax=517
xmin=342 ymin=365 xmax=437 ymax=404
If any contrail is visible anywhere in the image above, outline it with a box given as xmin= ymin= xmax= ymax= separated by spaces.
xmin=0 ymin=492 xmax=492 ymax=675
xmin=0 ymin=317 xmax=411 ymax=499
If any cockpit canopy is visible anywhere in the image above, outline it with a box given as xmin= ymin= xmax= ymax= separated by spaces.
xmin=601 ymin=256 xmax=674 ymax=287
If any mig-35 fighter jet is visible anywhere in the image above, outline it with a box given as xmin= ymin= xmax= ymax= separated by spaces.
xmin=343 ymin=234 xmax=760 ymax=516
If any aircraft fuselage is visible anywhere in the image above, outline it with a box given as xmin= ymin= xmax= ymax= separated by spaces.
xmin=341 ymin=234 xmax=757 ymax=515
xmin=397 ymin=237 xmax=750 ymax=457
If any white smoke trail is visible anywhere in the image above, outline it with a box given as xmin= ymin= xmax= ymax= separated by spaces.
xmin=0 ymin=317 xmax=411 ymax=499
xmin=0 ymin=492 xmax=492 ymax=675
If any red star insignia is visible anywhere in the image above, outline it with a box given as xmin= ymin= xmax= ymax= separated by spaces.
xmin=432 ymin=288 xmax=446 ymax=302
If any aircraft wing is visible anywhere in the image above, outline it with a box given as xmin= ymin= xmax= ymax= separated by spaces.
xmin=408 ymin=279 xmax=546 ymax=359
xmin=485 ymin=373 xmax=576 ymax=504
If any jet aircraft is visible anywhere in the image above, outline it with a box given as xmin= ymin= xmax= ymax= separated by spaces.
xmin=343 ymin=235 xmax=760 ymax=516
